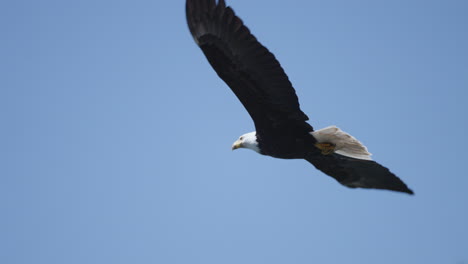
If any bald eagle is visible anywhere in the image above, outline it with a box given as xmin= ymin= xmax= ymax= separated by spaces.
xmin=186 ymin=0 xmax=413 ymax=194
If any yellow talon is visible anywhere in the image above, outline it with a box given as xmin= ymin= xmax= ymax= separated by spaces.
xmin=315 ymin=142 xmax=336 ymax=155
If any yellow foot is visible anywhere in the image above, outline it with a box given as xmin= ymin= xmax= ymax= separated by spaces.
xmin=315 ymin=142 xmax=336 ymax=155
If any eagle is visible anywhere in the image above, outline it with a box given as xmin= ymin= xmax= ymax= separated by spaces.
xmin=186 ymin=0 xmax=413 ymax=194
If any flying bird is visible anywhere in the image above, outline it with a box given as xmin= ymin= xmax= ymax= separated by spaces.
xmin=186 ymin=0 xmax=413 ymax=194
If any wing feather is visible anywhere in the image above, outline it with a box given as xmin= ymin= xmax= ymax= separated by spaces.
xmin=306 ymin=153 xmax=414 ymax=194
xmin=186 ymin=0 xmax=309 ymax=131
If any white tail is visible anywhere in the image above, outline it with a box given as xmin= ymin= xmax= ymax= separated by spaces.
xmin=311 ymin=126 xmax=372 ymax=160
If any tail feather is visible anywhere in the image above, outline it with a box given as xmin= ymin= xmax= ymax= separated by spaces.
xmin=311 ymin=126 xmax=372 ymax=160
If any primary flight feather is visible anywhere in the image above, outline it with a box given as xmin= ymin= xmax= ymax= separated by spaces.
xmin=186 ymin=0 xmax=413 ymax=194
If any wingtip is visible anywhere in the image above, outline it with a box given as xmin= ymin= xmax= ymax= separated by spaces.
xmin=390 ymin=181 xmax=414 ymax=195
xmin=396 ymin=186 xmax=414 ymax=195
xmin=398 ymin=182 xmax=414 ymax=195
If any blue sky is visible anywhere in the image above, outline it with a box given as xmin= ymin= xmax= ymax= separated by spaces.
xmin=1 ymin=0 xmax=467 ymax=263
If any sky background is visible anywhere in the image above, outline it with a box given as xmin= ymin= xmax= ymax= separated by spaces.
xmin=1 ymin=0 xmax=468 ymax=263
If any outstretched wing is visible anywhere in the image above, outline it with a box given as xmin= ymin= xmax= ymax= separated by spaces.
xmin=186 ymin=0 xmax=310 ymax=131
xmin=306 ymin=154 xmax=414 ymax=194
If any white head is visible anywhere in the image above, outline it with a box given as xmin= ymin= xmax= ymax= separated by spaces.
xmin=231 ymin=131 xmax=260 ymax=153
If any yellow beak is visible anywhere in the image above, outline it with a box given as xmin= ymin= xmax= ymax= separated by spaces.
xmin=232 ymin=140 xmax=243 ymax=150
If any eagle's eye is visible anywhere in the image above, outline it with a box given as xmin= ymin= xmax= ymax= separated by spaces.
xmin=240 ymin=136 xmax=244 ymax=140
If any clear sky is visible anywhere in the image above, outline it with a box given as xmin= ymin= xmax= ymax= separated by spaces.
xmin=1 ymin=0 xmax=467 ymax=263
